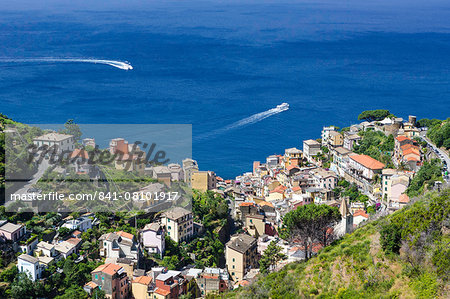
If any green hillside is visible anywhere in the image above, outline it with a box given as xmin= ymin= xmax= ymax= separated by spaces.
xmin=224 ymin=189 xmax=450 ymax=299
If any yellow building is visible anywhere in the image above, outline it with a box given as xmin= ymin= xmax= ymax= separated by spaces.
xmin=191 ymin=170 xmax=216 ymax=192
xmin=329 ymin=131 xmax=344 ymax=147
xmin=225 ymin=234 xmax=258 ymax=282
xmin=284 ymin=147 xmax=303 ymax=168
xmin=132 ymin=276 xmax=152 ymax=299
xmin=245 ymin=214 xmax=265 ymax=238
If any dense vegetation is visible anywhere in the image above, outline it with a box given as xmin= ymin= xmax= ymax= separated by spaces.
xmin=353 ymin=130 xmax=394 ymax=167
xmin=225 ymin=189 xmax=450 ymax=299
xmin=406 ymin=159 xmax=443 ymax=197
xmin=424 ymin=118 xmax=450 ymax=149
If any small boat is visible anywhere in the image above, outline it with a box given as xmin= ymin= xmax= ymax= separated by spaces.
xmin=277 ymin=102 xmax=289 ymax=111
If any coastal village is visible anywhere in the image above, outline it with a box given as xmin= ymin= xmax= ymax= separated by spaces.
xmin=0 ymin=112 xmax=448 ymax=298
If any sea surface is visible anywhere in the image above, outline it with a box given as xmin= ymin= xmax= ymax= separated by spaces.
xmin=1 ymin=0 xmax=450 ymax=178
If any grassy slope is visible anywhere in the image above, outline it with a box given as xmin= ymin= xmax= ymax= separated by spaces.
xmin=224 ymin=190 xmax=450 ymax=299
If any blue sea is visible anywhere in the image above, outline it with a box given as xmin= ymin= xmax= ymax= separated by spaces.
xmin=1 ymin=0 xmax=450 ymax=178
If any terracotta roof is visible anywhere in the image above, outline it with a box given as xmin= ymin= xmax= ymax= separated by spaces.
xmin=396 ymin=136 xmax=410 ymax=142
xmin=70 ymin=148 xmax=89 ymax=159
xmin=239 ymin=202 xmax=254 ymax=207
xmin=406 ymin=156 xmax=420 ymax=161
xmin=270 ymin=185 xmax=287 ymax=194
xmin=399 ymin=193 xmax=410 ymax=203
xmin=66 ymin=237 xmax=81 ymax=246
xmin=72 ymin=230 xmax=82 ymax=236
xmin=292 ymin=186 xmax=302 ymax=192
xmin=258 ymin=201 xmax=274 ymax=208
xmin=350 ymin=154 xmax=385 ymax=170
xmin=133 ymin=276 xmax=152 ymax=285
xmin=402 ymin=148 xmax=420 ymax=156
xmin=92 ymin=263 xmax=123 ymax=276
xmin=155 ymin=288 xmax=171 ymax=296
xmin=400 ymin=144 xmax=419 ymax=151
xmin=117 ymin=231 xmax=134 ymax=240
xmin=84 ymin=281 xmax=98 ymax=289
xmin=353 ymin=209 xmax=369 ymax=218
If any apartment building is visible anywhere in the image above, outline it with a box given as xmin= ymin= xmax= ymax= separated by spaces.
xmin=225 ymin=234 xmax=258 ymax=282
xmin=160 ymin=207 xmax=193 ymax=243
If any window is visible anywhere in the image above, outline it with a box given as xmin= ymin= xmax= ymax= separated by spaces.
xmin=385 ymin=187 xmax=387 ymax=191
xmin=232 ymin=265 xmax=235 ymax=269
xmin=95 ymin=274 xmax=98 ymax=280
xmin=232 ymin=258 xmax=235 ymax=262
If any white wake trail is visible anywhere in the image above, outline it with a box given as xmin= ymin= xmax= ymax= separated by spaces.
xmin=196 ymin=103 xmax=289 ymax=141
xmin=0 ymin=58 xmax=133 ymax=70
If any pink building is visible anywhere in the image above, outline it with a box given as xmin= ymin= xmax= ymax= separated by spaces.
xmin=141 ymin=223 xmax=165 ymax=258
xmin=0 ymin=222 xmax=26 ymax=242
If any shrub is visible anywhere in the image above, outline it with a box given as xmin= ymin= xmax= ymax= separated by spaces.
xmin=380 ymin=222 xmax=402 ymax=254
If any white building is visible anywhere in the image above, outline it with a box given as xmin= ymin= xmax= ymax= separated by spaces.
xmin=55 ymin=240 xmax=78 ymax=259
xmin=303 ymin=139 xmax=321 ymax=161
xmin=321 ymin=126 xmax=336 ymax=146
xmin=33 ymin=132 xmax=75 ymax=153
xmin=18 ymin=254 xmax=42 ymax=281
xmin=62 ymin=216 xmax=92 ymax=232
xmin=161 ymin=207 xmax=193 ymax=243
xmin=36 ymin=241 xmax=56 ymax=257
xmin=99 ymin=231 xmax=141 ymax=264
xmin=348 ymin=154 xmax=385 ymax=181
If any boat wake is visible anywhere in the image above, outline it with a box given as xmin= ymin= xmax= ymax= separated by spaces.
xmin=0 ymin=58 xmax=133 ymax=70
xmin=196 ymin=103 xmax=289 ymax=141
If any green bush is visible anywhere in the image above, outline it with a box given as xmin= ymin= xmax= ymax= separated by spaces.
xmin=380 ymin=222 xmax=402 ymax=254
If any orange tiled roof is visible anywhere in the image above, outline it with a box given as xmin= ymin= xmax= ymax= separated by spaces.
xmin=258 ymin=201 xmax=274 ymax=208
xmin=155 ymin=288 xmax=171 ymax=296
xmin=133 ymin=276 xmax=152 ymax=285
xmin=406 ymin=156 xmax=420 ymax=161
xmin=239 ymin=202 xmax=254 ymax=207
xmin=353 ymin=209 xmax=369 ymax=218
xmin=402 ymin=148 xmax=420 ymax=156
xmin=400 ymin=144 xmax=419 ymax=151
xmin=70 ymin=148 xmax=89 ymax=159
xmin=270 ymin=185 xmax=287 ymax=194
xmin=399 ymin=193 xmax=410 ymax=203
xmin=286 ymin=165 xmax=298 ymax=171
xmin=85 ymin=281 xmax=98 ymax=289
xmin=350 ymin=154 xmax=385 ymax=170
xmin=117 ymin=231 xmax=134 ymax=240
xmin=66 ymin=237 xmax=81 ymax=246
xmin=92 ymin=263 xmax=123 ymax=276
xmin=396 ymin=136 xmax=410 ymax=142
xmin=292 ymin=186 xmax=302 ymax=192
xmin=72 ymin=230 xmax=81 ymax=236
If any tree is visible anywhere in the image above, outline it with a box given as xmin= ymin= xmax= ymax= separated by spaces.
xmin=10 ymin=272 xmax=45 ymax=299
xmin=281 ymin=204 xmax=341 ymax=260
xmin=357 ymin=110 xmax=392 ymax=122
xmin=60 ymin=119 xmax=82 ymax=142
xmin=58 ymin=227 xmax=71 ymax=238
xmin=259 ymin=241 xmax=287 ymax=274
